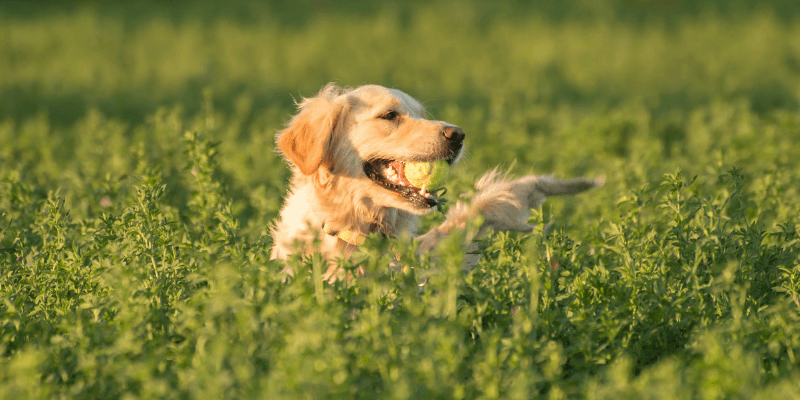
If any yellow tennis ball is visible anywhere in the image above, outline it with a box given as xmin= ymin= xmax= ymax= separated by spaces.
xmin=405 ymin=160 xmax=449 ymax=189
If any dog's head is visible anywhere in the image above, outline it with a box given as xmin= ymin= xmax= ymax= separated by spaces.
xmin=277 ymin=83 xmax=465 ymax=215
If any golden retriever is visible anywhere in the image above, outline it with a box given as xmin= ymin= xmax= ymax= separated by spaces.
xmin=271 ymin=83 xmax=601 ymax=276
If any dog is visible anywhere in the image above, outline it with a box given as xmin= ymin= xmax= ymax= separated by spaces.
xmin=270 ymin=83 xmax=602 ymax=277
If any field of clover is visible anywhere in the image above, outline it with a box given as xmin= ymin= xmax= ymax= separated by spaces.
xmin=2 ymin=1 xmax=800 ymax=398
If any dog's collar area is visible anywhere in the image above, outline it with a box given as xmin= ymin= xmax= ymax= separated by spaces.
xmin=322 ymin=223 xmax=365 ymax=246
xmin=322 ymin=222 xmax=387 ymax=247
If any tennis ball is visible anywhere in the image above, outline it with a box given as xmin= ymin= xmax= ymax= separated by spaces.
xmin=405 ymin=160 xmax=449 ymax=189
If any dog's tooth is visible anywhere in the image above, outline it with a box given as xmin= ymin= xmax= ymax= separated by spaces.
xmin=420 ymin=184 xmax=427 ymax=196
xmin=385 ymin=166 xmax=398 ymax=181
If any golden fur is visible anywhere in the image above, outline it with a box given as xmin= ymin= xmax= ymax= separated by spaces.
xmin=271 ymin=84 xmax=602 ymax=276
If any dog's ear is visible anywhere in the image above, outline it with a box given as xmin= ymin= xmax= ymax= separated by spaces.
xmin=277 ymin=84 xmax=346 ymax=175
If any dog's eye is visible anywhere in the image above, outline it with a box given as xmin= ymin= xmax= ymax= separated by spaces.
xmin=379 ymin=111 xmax=399 ymax=120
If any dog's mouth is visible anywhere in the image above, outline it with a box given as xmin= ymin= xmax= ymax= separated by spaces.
xmin=363 ymin=158 xmax=450 ymax=208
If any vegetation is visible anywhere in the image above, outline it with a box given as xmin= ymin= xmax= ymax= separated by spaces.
xmin=2 ymin=1 xmax=799 ymax=398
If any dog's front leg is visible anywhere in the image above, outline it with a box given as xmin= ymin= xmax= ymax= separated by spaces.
xmin=416 ymin=169 xmax=602 ymax=270
xmin=415 ymin=170 xmax=525 ymax=270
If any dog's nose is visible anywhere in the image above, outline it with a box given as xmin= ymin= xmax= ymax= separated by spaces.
xmin=441 ymin=126 xmax=465 ymax=147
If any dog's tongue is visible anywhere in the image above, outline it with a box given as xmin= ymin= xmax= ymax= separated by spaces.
xmin=381 ymin=161 xmax=435 ymax=200
xmin=389 ymin=161 xmax=412 ymax=186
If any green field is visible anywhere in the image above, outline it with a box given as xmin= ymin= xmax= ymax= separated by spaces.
xmin=2 ymin=1 xmax=800 ymax=398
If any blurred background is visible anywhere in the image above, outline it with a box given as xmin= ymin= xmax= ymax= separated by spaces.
xmin=3 ymin=0 xmax=799 ymax=122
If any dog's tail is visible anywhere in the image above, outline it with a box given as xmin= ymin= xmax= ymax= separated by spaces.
xmin=535 ymin=176 xmax=605 ymax=196
xmin=475 ymin=168 xmax=605 ymax=198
